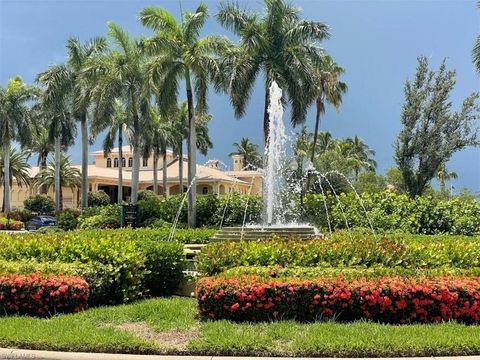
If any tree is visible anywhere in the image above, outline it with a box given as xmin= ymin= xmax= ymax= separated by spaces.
xmin=0 ymin=77 xmax=36 ymax=212
xmin=353 ymin=171 xmax=386 ymax=194
xmin=34 ymin=154 xmax=81 ymax=210
xmin=473 ymin=1 xmax=480 ymax=73
xmin=36 ymin=68 xmax=77 ymax=212
xmin=229 ymin=137 xmax=262 ymax=170
xmin=343 ymin=136 xmax=377 ymax=180
xmin=0 ymin=147 xmax=31 ymax=211
xmin=217 ymin=0 xmax=329 ymax=144
xmin=394 ymin=56 xmax=480 ymax=196
xmin=310 ymin=55 xmax=347 ymax=164
xmin=140 ymin=4 xmax=227 ymax=227
xmin=90 ymin=99 xmax=129 ymax=204
xmin=85 ymin=22 xmax=150 ymax=205
xmin=436 ymin=162 xmax=458 ymax=193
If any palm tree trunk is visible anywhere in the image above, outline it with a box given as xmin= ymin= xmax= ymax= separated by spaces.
xmin=185 ymin=68 xmax=197 ymax=228
xmin=39 ymin=152 xmax=48 ymax=194
xmin=153 ymin=149 xmax=158 ymax=195
xmin=80 ymin=112 xmax=89 ymax=209
xmin=162 ymin=150 xmax=167 ymax=197
xmin=54 ymin=135 xmax=62 ymax=211
xmin=178 ymin=140 xmax=183 ymax=194
xmin=3 ymin=140 xmax=11 ymax=213
xmin=310 ymin=98 xmax=323 ymax=164
xmin=117 ymin=128 xmax=123 ymax=204
xmin=263 ymin=85 xmax=271 ymax=148
xmin=131 ymin=115 xmax=141 ymax=205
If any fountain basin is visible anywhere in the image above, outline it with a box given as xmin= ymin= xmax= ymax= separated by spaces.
xmin=211 ymin=226 xmax=321 ymax=242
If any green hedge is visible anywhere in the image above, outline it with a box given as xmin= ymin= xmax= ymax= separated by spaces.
xmin=304 ymin=191 xmax=480 ymax=235
xmin=196 ymin=232 xmax=480 ymax=275
xmin=0 ymin=230 xmax=187 ymax=303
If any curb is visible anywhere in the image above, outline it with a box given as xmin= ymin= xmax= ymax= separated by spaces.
xmin=1 ymin=349 xmax=480 ymax=360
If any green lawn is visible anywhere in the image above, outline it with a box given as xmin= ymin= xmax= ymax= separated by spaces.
xmin=1 ymin=297 xmax=480 ymax=357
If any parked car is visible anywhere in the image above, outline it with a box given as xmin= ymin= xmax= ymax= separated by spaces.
xmin=25 ymin=216 xmax=56 ymax=231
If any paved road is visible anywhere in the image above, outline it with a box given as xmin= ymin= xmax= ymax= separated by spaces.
xmin=1 ymin=348 xmax=480 ymax=360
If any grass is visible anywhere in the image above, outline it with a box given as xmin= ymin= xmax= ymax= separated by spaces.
xmin=0 ymin=298 xmax=480 ymax=357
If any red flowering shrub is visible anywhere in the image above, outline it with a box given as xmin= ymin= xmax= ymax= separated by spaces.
xmin=0 ymin=217 xmax=24 ymax=231
xmin=197 ymin=276 xmax=480 ymax=324
xmin=0 ymin=274 xmax=88 ymax=316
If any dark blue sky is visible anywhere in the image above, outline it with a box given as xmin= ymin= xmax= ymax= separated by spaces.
xmin=1 ymin=0 xmax=479 ymax=192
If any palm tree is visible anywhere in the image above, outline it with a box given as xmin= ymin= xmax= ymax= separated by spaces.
xmin=0 ymin=77 xmax=36 ymax=212
xmin=436 ymin=162 xmax=458 ymax=193
xmin=90 ymin=100 xmax=129 ymax=204
xmin=139 ymin=4 xmax=228 ymax=227
xmin=84 ymin=23 xmax=150 ymax=205
xmin=217 ymin=0 xmax=330 ymax=144
xmin=36 ymin=68 xmax=77 ymax=212
xmin=473 ymin=1 xmax=480 ymax=73
xmin=229 ymin=137 xmax=262 ymax=170
xmin=35 ymin=154 xmax=81 ymax=210
xmin=292 ymin=127 xmax=312 ymax=178
xmin=0 ymin=147 xmax=31 ymax=212
xmin=343 ymin=136 xmax=377 ymax=180
xmin=310 ymin=55 xmax=347 ymax=163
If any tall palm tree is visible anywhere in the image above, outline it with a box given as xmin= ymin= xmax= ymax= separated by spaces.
xmin=34 ymin=154 xmax=81 ymax=210
xmin=473 ymin=1 xmax=480 ymax=73
xmin=90 ymin=99 xmax=129 ymax=204
xmin=292 ymin=127 xmax=312 ymax=178
xmin=217 ymin=0 xmax=329 ymax=144
xmin=0 ymin=77 xmax=36 ymax=212
xmin=84 ymin=23 xmax=150 ymax=205
xmin=36 ymin=68 xmax=77 ymax=212
xmin=0 ymin=147 xmax=31 ymax=212
xmin=343 ymin=136 xmax=377 ymax=180
xmin=229 ymin=137 xmax=262 ymax=170
xmin=139 ymin=4 xmax=228 ymax=227
xmin=436 ymin=162 xmax=458 ymax=193
xmin=310 ymin=55 xmax=347 ymax=163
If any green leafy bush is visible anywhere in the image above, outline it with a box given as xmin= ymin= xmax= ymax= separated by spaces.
xmin=79 ymin=205 xmax=121 ymax=229
xmin=87 ymin=190 xmax=111 ymax=207
xmin=24 ymin=194 xmax=55 ymax=215
xmin=56 ymin=209 xmax=81 ymax=231
xmin=8 ymin=208 xmax=34 ymax=222
xmin=137 ymin=189 xmax=158 ymax=201
xmin=304 ymin=191 xmax=480 ymax=235
xmin=0 ymin=217 xmax=24 ymax=230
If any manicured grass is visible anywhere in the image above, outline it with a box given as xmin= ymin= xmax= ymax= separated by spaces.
xmin=0 ymin=297 xmax=480 ymax=357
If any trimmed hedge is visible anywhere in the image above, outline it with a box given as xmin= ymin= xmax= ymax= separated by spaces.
xmin=197 ymin=275 xmax=480 ymax=324
xmin=0 ymin=217 xmax=23 ymax=230
xmin=196 ymin=233 xmax=480 ymax=276
xmin=0 ymin=274 xmax=88 ymax=316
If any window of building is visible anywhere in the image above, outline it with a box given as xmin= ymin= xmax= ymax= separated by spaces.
xmin=113 ymin=157 xmax=118 ymax=168
xmin=143 ymin=158 xmax=148 ymax=167
xmin=106 ymin=158 xmax=112 ymax=168
xmin=202 ymin=186 xmax=208 ymax=195
xmin=128 ymin=157 xmax=133 ymax=167
xmin=122 ymin=157 xmax=126 ymax=167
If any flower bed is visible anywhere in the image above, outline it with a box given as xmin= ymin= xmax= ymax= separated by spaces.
xmin=0 ymin=274 xmax=88 ymax=316
xmin=0 ymin=217 xmax=23 ymax=231
xmin=197 ymin=275 xmax=480 ymax=324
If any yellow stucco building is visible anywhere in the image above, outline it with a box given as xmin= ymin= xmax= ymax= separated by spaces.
xmin=1 ymin=147 xmax=262 ymax=209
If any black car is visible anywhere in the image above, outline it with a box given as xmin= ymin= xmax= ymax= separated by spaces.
xmin=25 ymin=216 xmax=57 ymax=231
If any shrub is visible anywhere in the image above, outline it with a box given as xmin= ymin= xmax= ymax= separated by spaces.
xmin=137 ymin=189 xmax=158 ymax=201
xmin=87 ymin=190 xmax=111 ymax=207
xmin=196 ymin=233 xmax=480 ymax=276
xmin=24 ymin=194 xmax=55 ymax=215
xmin=0 ymin=217 xmax=24 ymax=231
xmin=8 ymin=208 xmax=34 ymax=222
xmin=79 ymin=205 xmax=121 ymax=229
xmin=56 ymin=209 xmax=81 ymax=231
xmin=0 ymin=274 xmax=88 ymax=316
xmin=197 ymin=275 xmax=480 ymax=324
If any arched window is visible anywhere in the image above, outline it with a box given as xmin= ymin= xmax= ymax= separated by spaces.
xmin=128 ymin=157 xmax=133 ymax=167
xmin=106 ymin=158 xmax=112 ymax=168
xmin=143 ymin=158 xmax=148 ymax=167
xmin=202 ymin=186 xmax=208 ymax=195
xmin=122 ymin=157 xmax=126 ymax=167
xmin=113 ymin=158 xmax=118 ymax=168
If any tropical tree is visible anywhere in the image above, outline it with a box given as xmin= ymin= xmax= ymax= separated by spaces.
xmin=436 ymin=162 xmax=458 ymax=193
xmin=343 ymin=136 xmax=377 ymax=180
xmin=36 ymin=68 xmax=77 ymax=212
xmin=84 ymin=22 xmax=150 ymax=205
xmin=34 ymin=154 xmax=81 ymax=210
xmin=90 ymin=99 xmax=129 ymax=204
xmin=0 ymin=147 xmax=31 ymax=212
xmin=310 ymin=55 xmax=347 ymax=163
xmin=217 ymin=0 xmax=329 ymax=144
xmin=0 ymin=77 xmax=36 ymax=213
xmin=139 ymin=4 xmax=228 ymax=226
xmin=229 ymin=137 xmax=262 ymax=170
xmin=473 ymin=1 xmax=480 ymax=73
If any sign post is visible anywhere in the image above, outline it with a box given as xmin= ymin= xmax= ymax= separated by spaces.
xmin=121 ymin=204 xmax=139 ymax=228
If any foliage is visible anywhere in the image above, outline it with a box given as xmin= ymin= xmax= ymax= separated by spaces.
xmin=87 ymin=190 xmax=110 ymax=207
xmin=0 ymin=147 xmax=31 ymax=189
xmin=229 ymin=137 xmax=262 ymax=170
xmin=79 ymin=204 xmax=121 ymax=229
xmin=34 ymin=153 xmax=81 ymax=193
xmin=8 ymin=208 xmax=34 ymax=222
xmin=0 ymin=217 xmax=24 ymax=231
xmin=353 ymin=171 xmax=387 ymax=194
xmin=197 ymin=275 xmax=480 ymax=323
xmin=394 ymin=56 xmax=480 ymax=196
xmin=303 ymin=191 xmax=480 ymax=235
xmin=24 ymin=194 xmax=55 ymax=215
xmin=196 ymin=233 xmax=480 ymax=276
xmin=137 ymin=190 xmax=158 ymax=202
xmin=56 ymin=209 xmax=81 ymax=231
xmin=0 ymin=274 xmax=88 ymax=316
xmin=473 ymin=1 xmax=480 ymax=73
